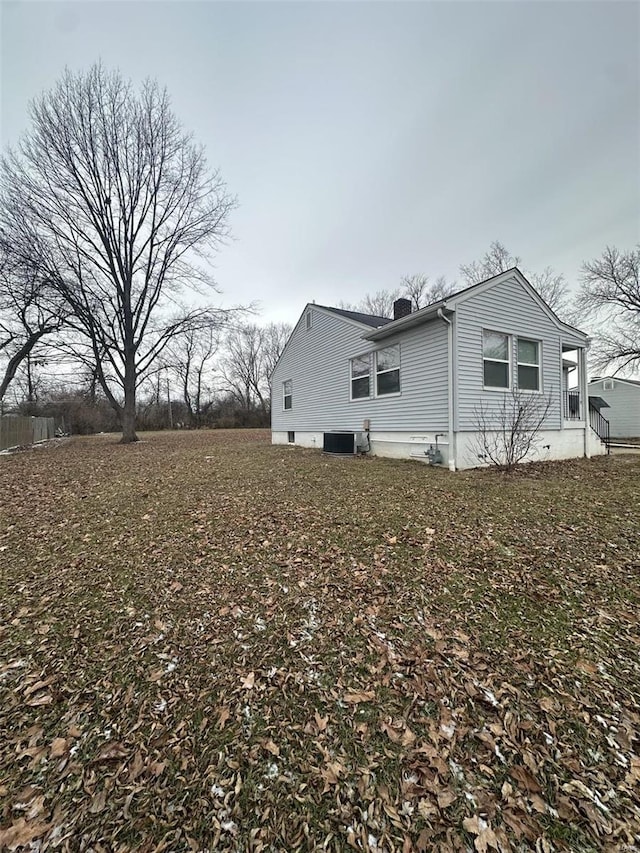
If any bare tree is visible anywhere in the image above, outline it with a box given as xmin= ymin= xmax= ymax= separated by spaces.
xmin=260 ymin=322 xmax=291 ymax=386
xmin=357 ymin=290 xmax=401 ymax=319
xmin=578 ymin=245 xmax=640 ymax=373
xmin=167 ymin=325 xmax=220 ymax=427
xmin=341 ymin=275 xmax=456 ymax=318
xmin=400 ymin=273 xmax=456 ymax=310
xmin=0 ymin=64 xmax=236 ymax=442
xmin=460 ymin=241 xmax=521 ymax=286
xmin=221 ymin=322 xmax=291 ymax=419
xmin=473 ymin=388 xmax=553 ymax=472
xmin=0 ymin=238 xmax=66 ymax=404
xmin=460 ymin=240 xmax=571 ymax=318
xmin=529 ymin=267 xmax=574 ymax=323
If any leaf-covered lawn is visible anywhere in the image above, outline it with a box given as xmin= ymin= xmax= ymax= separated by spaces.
xmin=1 ymin=430 xmax=639 ymax=852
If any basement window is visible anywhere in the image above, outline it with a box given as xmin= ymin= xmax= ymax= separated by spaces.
xmin=287 ymin=431 xmax=295 ymax=443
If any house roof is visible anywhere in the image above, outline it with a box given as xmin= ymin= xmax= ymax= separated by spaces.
xmin=316 ymin=305 xmax=392 ymax=329
xmin=270 ymin=302 xmax=393 ymax=376
xmin=363 ymin=267 xmax=589 ymax=342
xmin=589 ymin=376 xmax=640 ymax=389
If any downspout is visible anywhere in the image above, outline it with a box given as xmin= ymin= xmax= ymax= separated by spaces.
xmin=437 ymin=308 xmax=456 ymax=471
xmin=581 ymin=341 xmax=591 ymax=459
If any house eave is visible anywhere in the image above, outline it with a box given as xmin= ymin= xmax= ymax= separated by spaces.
xmin=363 ymin=304 xmax=455 ymax=340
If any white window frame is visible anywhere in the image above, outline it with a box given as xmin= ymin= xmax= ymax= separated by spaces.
xmin=516 ymin=338 xmax=542 ymax=393
xmin=350 ymin=354 xmax=371 ymax=401
xmin=375 ymin=344 xmax=401 ymax=397
xmin=482 ymin=330 xmax=511 ymax=391
xmin=283 ymin=379 xmax=292 ymax=410
xmin=306 ymin=311 xmax=313 ymax=330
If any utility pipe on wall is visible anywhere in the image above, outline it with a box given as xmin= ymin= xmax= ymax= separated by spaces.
xmin=437 ymin=308 xmax=456 ymax=471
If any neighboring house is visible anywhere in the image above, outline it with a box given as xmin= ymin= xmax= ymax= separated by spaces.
xmin=271 ymin=268 xmax=608 ymax=470
xmin=588 ymin=377 xmax=640 ymax=439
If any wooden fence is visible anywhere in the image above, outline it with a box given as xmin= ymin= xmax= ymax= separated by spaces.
xmin=0 ymin=416 xmax=56 ymax=452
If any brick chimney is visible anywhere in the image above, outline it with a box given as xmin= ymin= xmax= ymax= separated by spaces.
xmin=393 ymin=298 xmax=412 ymax=321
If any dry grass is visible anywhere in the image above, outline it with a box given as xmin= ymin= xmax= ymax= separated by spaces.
xmin=1 ymin=430 xmax=639 ymax=852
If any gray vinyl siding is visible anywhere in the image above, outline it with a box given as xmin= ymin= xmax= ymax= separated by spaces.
xmin=271 ymin=307 xmax=449 ymax=433
xmin=454 ymin=275 xmax=564 ymax=431
xmin=588 ymin=379 xmax=640 ymax=438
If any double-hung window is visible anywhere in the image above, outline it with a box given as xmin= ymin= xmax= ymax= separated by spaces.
xmin=283 ymin=379 xmax=292 ymax=410
xmin=376 ymin=345 xmax=400 ymax=395
xmin=517 ymin=339 xmax=540 ymax=391
xmin=351 ymin=355 xmax=370 ymax=399
xmin=483 ymin=331 xmax=510 ymax=389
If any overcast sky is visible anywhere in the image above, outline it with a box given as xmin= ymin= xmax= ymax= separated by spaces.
xmin=1 ymin=0 xmax=639 ymax=325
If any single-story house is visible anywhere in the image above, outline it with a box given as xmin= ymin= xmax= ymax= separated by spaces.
xmin=587 ymin=376 xmax=640 ymax=439
xmin=271 ymin=268 xmax=608 ymax=470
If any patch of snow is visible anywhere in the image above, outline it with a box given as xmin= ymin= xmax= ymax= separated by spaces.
xmin=265 ymin=762 xmax=278 ymax=779
xmin=440 ymin=721 xmax=456 ymax=739
xmin=482 ymin=688 xmax=500 ymax=707
xmin=494 ymin=744 xmax=507 ymax=763
xmin=611 ymin=750 xmax=628 ymax=767
xmin=154 ymin=698 xmax=167 ymax=712
xmin=449 ymin=759 xmax=464 ymax=781
xmin=593 ymin=793 xmax=611 ymax=814
xmin=210 ymin=784 xmax=225 ymax=798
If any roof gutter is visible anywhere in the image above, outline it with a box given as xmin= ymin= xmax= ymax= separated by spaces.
xmin=437 ymin=307 xmax=456 ymax=472
xmin=363 ymin=302 xmax=451 ymax=341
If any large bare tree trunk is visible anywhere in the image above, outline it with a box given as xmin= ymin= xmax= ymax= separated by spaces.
xmin=120 ymin=402 xmax=138 ymax=443
xmin=121 ymin=354 xmax=138 ymax=443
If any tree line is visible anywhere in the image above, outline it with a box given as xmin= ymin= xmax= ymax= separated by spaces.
xmin=1 ymin=64 xmax=638 ymax=441
xmin=1 ymin=319 xmax=292 ymax=433
xmin=340 ymin=239 xmax=640 ymax=368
